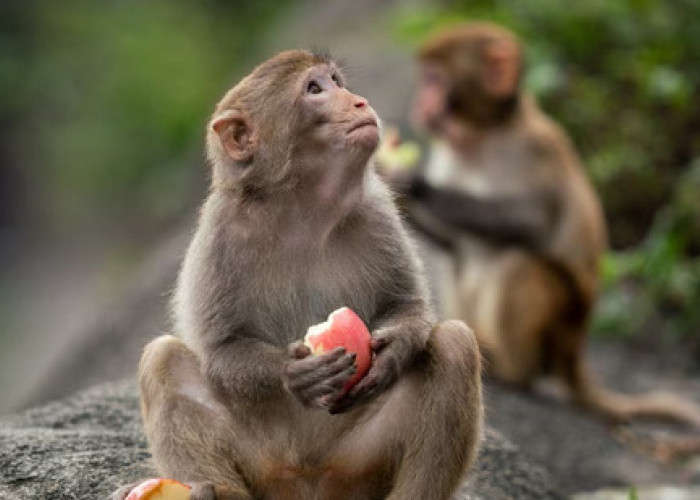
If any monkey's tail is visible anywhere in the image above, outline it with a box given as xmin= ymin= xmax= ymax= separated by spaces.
xmin=563 ymin=353 xmax=700 ymax=429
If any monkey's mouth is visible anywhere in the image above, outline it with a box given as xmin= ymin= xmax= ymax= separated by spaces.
xmin=347 ymin=118 xmax=378 ymax=134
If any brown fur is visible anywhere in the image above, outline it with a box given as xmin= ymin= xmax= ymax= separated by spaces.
xmin=403 ymin=23 xmax=700 ymax=428
xmin=114 ymin=50 xmax=483 ymax=500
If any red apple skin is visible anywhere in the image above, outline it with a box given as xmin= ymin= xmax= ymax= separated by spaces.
xmin=304 ymin=307 xmax=372 ymax=392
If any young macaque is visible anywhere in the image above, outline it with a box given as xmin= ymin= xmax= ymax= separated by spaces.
xmin=111 ymin=50 xmax=483 ymax=500
xmin=383 ymin=22 xmax=700 ymax=429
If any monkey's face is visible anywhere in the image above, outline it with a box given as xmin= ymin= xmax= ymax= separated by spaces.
xmin=411 ymin=62 xmax=451 ymax=133
xmin=296 ymin=65 xmax=380 ymax=156
xmin=414 ymin=33 xmax=521 ymax=134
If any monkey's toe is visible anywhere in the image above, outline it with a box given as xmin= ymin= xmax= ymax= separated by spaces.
xmin=189 ymin=481 xmax=217 ymax=500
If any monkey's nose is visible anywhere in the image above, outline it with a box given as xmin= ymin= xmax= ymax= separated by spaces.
xmin=354 ymin=98 xmax=368 ymax=109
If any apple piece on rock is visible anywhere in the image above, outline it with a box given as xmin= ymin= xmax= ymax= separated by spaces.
xmin=125 ymin=478 xmax=191 ymax=500
xmin=304 ymin=307 xmax=372 ymax=392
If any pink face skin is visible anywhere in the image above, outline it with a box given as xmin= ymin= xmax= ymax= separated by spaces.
xmin=298 ymin=64 xmax=380 ymax=153
xmin=411 ymin=63 xmax=450 ymax=133
xmin=410 ymin=62 xmax=482 ymax=152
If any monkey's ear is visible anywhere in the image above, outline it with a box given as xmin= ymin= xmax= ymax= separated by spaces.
xmin=482 ymin=41 xmax=520 ymax=99
xmin=211 ymin=110 xmax=258 ymax=163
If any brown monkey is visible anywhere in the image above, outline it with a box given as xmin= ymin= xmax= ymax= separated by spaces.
xmin=384 ymin=23 xmax=700 ymax=427
xmin=112 ymin=51 xmax=482 ymax=500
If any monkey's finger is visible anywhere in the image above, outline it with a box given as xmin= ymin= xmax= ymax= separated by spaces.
xmin=329 ymin=353 xmax=399 ymax=413
xmin=322 ymin=368 xmax=363 ymax=409
xmin=312 ymin=352 xmax=357 ymax=383
xmin=328 ymin=375 xmax=380 ymax=414
xmin=348 ymin=372 xmax=381 ymax=399
xmin=286 ymin=353 xmax=356 ymax=391
xmin=287 ymin=341 xmax=312 ymax=359
xmin=286 ymin=346 xmax=346 ymax=375
xmin=370 ymin=337 xmax=388 ymax=352
xmin=188 ymin=481 xmax=216 ymax=500
xmin=298 ymin=374 xmax=355 ymax=408
xmin=304 ymin=367 xmax=357 ymax=404
xmin=324 ymin=363 xmax=357 ymax=391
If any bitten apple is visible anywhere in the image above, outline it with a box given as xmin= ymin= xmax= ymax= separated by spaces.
xmin=125 ymin=478 xmax=191 ymax=500
xmin=375 ymin=126 xmax=421 ymax=173
xmin=304 ymin=307 xmax=372 ymax=392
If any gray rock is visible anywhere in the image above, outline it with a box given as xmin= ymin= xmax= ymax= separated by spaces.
xmin=485 ymin=346 xmax=700 ymax=495
xmin=0 ymin=380 xmax=561 ymax=499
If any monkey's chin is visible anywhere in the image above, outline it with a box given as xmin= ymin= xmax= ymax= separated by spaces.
xmin=347 ymin=126 xmax=380 ymax=151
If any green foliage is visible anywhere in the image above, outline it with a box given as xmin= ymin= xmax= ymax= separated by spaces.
xmin=1 ymin=0 xmax=289 ymax=235
xmin=594 ymin=161 xmax=700 ymax=339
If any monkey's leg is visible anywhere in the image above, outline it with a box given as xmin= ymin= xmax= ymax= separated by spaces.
xmin=387 ymin=320 xmax=482 ymax=500
xmin=138 ymin=335 xmax=253 ymax=500
xmin=476 ymin=253 xmax=563 ymax=386
xmin=325 ymin=320 xmax=481 ymax=500
xmin=320 ymin=321 xmax=482 ymax=500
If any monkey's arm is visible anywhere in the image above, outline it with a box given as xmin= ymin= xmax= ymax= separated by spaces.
xmin=409 ymin=177 xmax=558 ymax=248
xmin=404 ymin=200 xmax=459 ymax=249
xmin=205 ymin=323 xmax=358 ymax=408
xmin=205 ymin=336 xmax=287 ymax=401
xmin=369 ymin=299 xmax=433 ymax=360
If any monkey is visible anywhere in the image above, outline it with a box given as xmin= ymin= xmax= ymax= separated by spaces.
xmin=381 ymin=22 xmax=700 ymax=429
xmin=111 ymin=50 xmax=483 ymax=500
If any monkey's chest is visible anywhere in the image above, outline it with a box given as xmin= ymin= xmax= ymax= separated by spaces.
xmin=425 ymin=141 xmax=493 ymax=196
xmin=424 ymin=140 xmax=523 ymax=196
xmin=247 ymin=259 xmax=378 ymax=345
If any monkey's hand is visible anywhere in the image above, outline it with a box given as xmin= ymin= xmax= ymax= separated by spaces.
xmin=328 ymin=336 xmax=408 ymax=414
xmin=282 ymin=342 xmax=357 ymax=409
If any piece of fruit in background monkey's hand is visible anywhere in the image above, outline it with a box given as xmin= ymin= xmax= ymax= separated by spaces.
xmin=375 ymin=126 xmax=421 ymax=172
xmin=304 ymin=307 xmax=372 ymax=392
xmin=125 ymin=478 xmax=191 ymax=500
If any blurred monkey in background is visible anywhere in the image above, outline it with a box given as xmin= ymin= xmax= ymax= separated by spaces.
xmin=382 ymin=22 xmax=700 ymax=429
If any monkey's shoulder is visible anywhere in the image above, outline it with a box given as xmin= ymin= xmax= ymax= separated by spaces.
xmin=515 ymin=106 xmax=585 ymax=175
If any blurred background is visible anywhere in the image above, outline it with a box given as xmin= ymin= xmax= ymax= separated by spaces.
xmin=1 ymin=0 xmax=699 ymax=493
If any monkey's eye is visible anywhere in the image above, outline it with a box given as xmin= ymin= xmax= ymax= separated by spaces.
xmin=307 ymin=81 xmax=322 ymax=94
xmin=331 ymin=73 xmax=342 ymax=87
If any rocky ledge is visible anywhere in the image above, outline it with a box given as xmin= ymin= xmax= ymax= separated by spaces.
xmin=0 ymin=380 xmax=561 ymax=499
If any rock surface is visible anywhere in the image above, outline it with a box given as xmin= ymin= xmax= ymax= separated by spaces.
xmin=0 ymin=380 xmax=561 ymax=500
xmin=485 ymin=343 xmax=700 ymax=494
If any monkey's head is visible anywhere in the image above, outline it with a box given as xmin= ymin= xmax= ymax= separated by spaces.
xmin=412 ymin=23 xmax=522 ymax=133
xmin=207 ymin=50 xmax=379 ymax=195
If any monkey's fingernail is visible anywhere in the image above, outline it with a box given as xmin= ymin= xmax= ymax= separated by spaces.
xmin=371 ymin=338 xmax=386 ymax=350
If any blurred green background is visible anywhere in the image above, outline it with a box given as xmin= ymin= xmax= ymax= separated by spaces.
xmin=0 ymin=0 xmax=288 ymax=247
xmin=0 ymin=0 xmax=292 ymax=411
xmin=0 ymin=0 xmax=698 ymax=412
